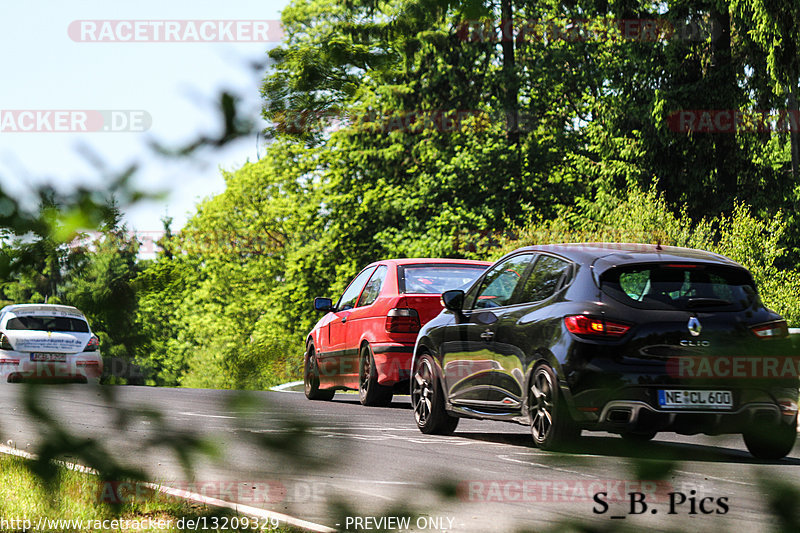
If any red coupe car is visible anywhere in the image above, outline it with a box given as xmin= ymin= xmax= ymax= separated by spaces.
xmin=304 ymin=258 xmax=490 ymax=405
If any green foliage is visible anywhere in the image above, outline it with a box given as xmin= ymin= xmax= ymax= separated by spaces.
xmin=134 ymin=144 xmax=326 ymax=388
xmin=0 ymin=198 xmax=143 ymax=369
xmin=129 ymin=0 xmax=800 ymax=387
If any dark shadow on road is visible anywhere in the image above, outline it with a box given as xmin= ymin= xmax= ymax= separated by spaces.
xmin=451 ymin=431 xmax=800 ymax=465
xmin=330 ymin=396 xmax=412 ymax=410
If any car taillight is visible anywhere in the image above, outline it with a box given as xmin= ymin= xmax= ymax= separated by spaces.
xmin=84 ymin=335 xmax=100 ymax=352
xmin=386 ymin=308 xmax=421 ymax=333
xmin=779 ymin=399 xmax=798 ymax=415
xmin=751 ymin=320 xmax=789 ymax=339
xmin=564 ymin=315 xmax=631 ymax=337
xmin=0 ymin=334 xmax=12 ymax=351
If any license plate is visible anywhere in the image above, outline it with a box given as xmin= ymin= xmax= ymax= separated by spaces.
xmin=658 ymin=389 xmax=733 ymax=410
xmin=31 ymin=353 xmax=66 ymax=362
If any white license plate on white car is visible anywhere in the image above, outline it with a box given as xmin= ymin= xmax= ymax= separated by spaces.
xmin=31 ymin=353 xmax=66 ymax=362
xmin=658 ymin=390 xmax=733 ymax=410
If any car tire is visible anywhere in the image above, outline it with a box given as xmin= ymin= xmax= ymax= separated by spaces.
xmin=743 ymin=416 xmax=797 ymax=460
xmin=528 ymin=364 xmax=580 ymax=450
xmin=411 ymin=353 xmax=459 ymax=435
xmin=359 ymin=344 xmax=393 ymax=407
xmin=304 ymin=346 xmax=334 ymax=401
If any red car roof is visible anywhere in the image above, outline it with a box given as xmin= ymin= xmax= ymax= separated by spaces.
xmin=367 ymin=258 xmax=492 ymax=267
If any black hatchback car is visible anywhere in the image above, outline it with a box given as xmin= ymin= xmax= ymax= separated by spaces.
xmin=410 ymin=243 xmax=799 ymax=459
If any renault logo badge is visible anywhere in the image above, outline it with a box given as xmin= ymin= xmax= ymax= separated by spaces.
xmin=688 ymin=317 xmax=702 ymax=337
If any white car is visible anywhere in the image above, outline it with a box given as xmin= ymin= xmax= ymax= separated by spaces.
xmin=0 ymin=304 xmax=103 ymax=384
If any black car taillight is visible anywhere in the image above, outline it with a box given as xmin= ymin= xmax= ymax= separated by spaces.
xmin=564 ymin=315 xmax=631 ymax=338
xmin=84 ymin=335 xmax=100 ymax=352
xmin=751 ymin=320 xmax=789 ymax=339
xmin=386 ymin=308 xmax=421 ymax=333
xmin=0 ymin=334 xmax=12 ymax=351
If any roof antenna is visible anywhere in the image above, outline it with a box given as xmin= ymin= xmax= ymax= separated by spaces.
xmin=655 ymin=240 xmax=663 ymax=251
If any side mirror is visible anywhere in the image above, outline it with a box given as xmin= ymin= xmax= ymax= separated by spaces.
xmin=441 ymin=290 xmax=465 ymax=312
xmin=314 ymin=297 xmax=334 ymax=312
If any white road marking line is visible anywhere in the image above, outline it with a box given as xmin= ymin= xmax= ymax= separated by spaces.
xmin=177 ymin=412 xmax=235 ymax=419
xmin=496 ymin=453 xmax=601 ymax=477
xmin=673 ymin=470 xmax=757 ymax=487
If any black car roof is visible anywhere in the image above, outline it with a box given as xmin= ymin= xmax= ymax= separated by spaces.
xmin=512 ymin=243 xmax=743 ymax=272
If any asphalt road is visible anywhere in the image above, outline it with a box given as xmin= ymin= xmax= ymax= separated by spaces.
xmin=0 ymin=384 xmax=797 ymax=532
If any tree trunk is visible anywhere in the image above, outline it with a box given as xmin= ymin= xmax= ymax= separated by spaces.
xmin=709 ymin=5 xmax=737 ymax=211
xmin=500 ymin=0 xmax=518 ymax=147
xmin=789 ymin=83 xmax=799 ymax=179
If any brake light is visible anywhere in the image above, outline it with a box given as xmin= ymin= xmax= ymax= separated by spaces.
xmin=779 ymin=400 xmax=798 ymax=415
xmin=84 ymin=335 xmax=100 ymax=352
xmin=751 ymin=321 xmax=789 ymax=339
xmin=0 ymin=334 xmax=12 ymax=351
xmin=564 ymin=315 xmax=631 ymax=337
xmin=386 ymin=308 xmax=421 ymax=333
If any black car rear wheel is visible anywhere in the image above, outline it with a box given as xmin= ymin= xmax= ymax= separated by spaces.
xmin=743 ymin=416 xmax=797 ymax=460
xmin=359 ymin=344 xmax=393 ymax=406
xmin=528 ymin=365 xmax=580 ymax=450
xmin=411 ymin=353 xmax=459 ymax=435
xmin=304 ymin=347 xmax=334 ymax=401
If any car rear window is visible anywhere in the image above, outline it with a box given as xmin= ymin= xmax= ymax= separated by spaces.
xmin=399 ymin=264 xmax=487 ymax=294
xmin=6 ymin=316 xmax=90 ymax=333
xmin=599 ymin=263 xmax=758 ymax=311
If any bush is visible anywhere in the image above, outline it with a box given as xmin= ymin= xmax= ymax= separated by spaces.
xmin=499 ymin=186 xmax=800 ymax=325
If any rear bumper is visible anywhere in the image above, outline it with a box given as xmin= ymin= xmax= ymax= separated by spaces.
xmin=372 ymin=343 xmax=414 ymax=386
xmin=0 ymin=352 xmax=103 ymax=383
xmin=594 ymin=399 xmax=796 ymax=435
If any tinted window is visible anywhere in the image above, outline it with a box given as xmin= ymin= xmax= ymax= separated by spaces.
xmin=473 ymin=254 xmax=535 ymax=309
xmin=399 ymin=264 xmax=486 ymax=294
xmin=7 ymin=316 xmax=89 ymax=333
xmin=337 ymin=266 xmax=377 ymax=311
xmin=600 ymin=263 xmax=757 ymax=311
xmin=357 ymin=265 xmax=388 ymax=307
xmin=520 ymin=255 xmax=572 ymax=303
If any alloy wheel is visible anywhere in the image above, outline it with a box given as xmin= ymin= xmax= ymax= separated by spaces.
xmin=529 ymin=368 xmax=555 ymax=443
xmin=412 ymin=358 xmax=434 ymax=426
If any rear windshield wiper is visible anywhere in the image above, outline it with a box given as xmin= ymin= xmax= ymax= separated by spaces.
xmin=686 ymin=297 xmax=732 ymax=308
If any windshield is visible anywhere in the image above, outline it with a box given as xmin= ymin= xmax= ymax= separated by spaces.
xmin=399 ymin=264 xmax=487 ymax=294
xmin=599 ymin=263 xmax=757 ymax=311
xmin=6 ymin=316 xmax=90 ymax=333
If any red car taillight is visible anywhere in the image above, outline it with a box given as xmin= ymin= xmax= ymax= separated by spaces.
xmin=0 ymin=334 xmax=13 ymax=351
xmin=84 ymin=335 xmax=100 ymax=352
xmin=564 ymin=315 xmax=631 ymax=338
xmin=751 ymin=320 xmax=789 ymax=339
xmin=386 ymin=308 xmax=421 ymax=333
